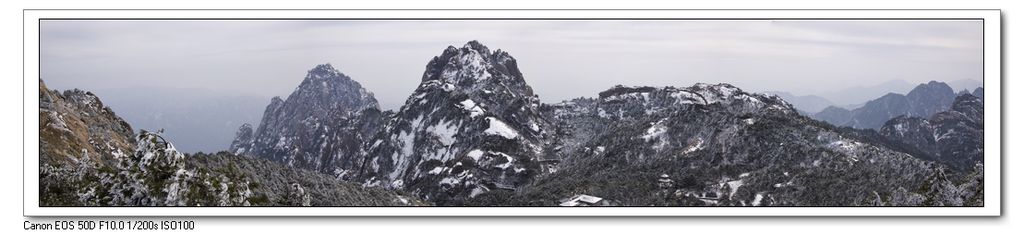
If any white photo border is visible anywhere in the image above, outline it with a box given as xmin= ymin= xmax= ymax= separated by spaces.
xmin=22 ymin=9 xmax=1002 ymax=216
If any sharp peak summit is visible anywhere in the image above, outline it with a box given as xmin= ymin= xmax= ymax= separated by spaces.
xmin=303 ymin=63 xmax=351 ymax=81
xmin=419 ymin=40 xmax=526 ymax=90
xmin=281 ymin=62 xmax=378 ymax=108
xmin=907 ymin=80 xmax=955 ymax=96
xmin=439 ymin=40 xmax=513 ymax=57
xmin=311 ymin=63 xmax=337 ymax=71
xmin=293 ymin=63 xmax=374 ymax=96
xmin=912 ymin=80 xmax=953 ymax=90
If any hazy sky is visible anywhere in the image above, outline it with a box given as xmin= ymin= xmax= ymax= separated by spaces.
xmin=41 ymin=20 xmax=982 ymax=110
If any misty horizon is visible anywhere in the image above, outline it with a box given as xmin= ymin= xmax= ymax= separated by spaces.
xmin=41 ymin=20 xmax=982 ymax=109
xmin=39 ymin=20 xmax=984 ymax=152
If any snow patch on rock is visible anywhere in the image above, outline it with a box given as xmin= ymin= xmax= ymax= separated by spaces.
xmin=484 ymin=117 xmax=519 ymax=139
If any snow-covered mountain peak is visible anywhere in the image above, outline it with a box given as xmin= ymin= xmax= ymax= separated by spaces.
xmin=361 ymin=41 xmax=549 ymax=203
xmin=420 ymin=41 xmax=531 ymax=98
xmin=289 ymin=63 xmax=378 ymax=111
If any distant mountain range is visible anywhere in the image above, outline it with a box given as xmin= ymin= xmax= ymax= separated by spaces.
xmin=39 ymin=41 xmax=985 ymax=207
xmin=763 ymin=78 xmax=980 ymax=115
xmin=811 ymin=81 xmax=982 ymax=130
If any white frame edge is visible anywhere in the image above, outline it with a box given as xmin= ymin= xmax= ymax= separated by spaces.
xmin=22 ymin=9 xmax=1002 ymax=217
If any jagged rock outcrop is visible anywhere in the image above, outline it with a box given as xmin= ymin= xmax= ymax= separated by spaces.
xmin=229 ymin=123 xmax=254 ymax=154
xmin=38 ymin=79 xmax=135 ymax=167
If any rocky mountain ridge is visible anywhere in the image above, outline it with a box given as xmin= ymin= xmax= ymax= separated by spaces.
xmin=468 ymin=83 xmax=972 ymax=206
